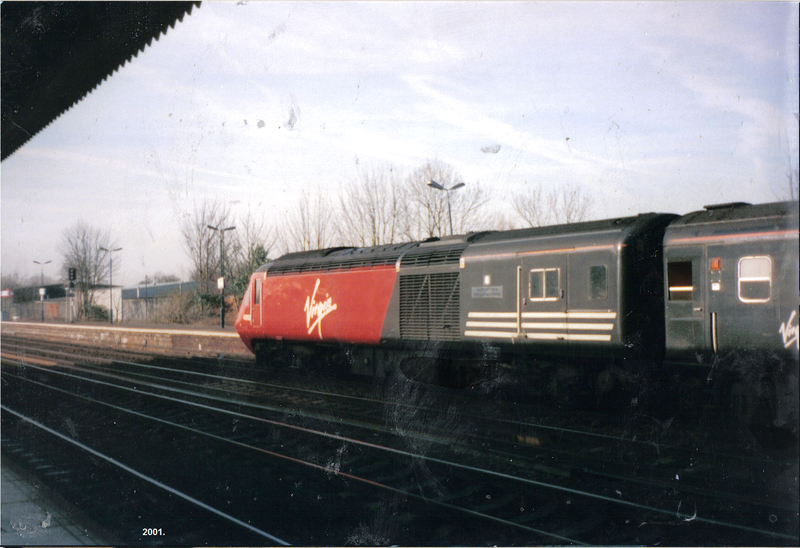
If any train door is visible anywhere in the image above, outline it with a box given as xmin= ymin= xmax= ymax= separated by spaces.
xmin=664 ymin=246 xmax=708 ymax=360
xmin=566 ymin=251 xmax=617 ymax=346
xmin=519 ymin=254 xmax=568 ymax=341
xmin=708 ymin=242 xmax=782 ymax=353
xmin=250 ymin=275 xmax=262 ymax=328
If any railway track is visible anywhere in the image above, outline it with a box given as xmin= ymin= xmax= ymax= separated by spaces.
xmin=2 ymin=339 xmax=797 ymax=545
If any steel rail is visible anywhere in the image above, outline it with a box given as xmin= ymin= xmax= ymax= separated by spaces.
xmin=6 ymin=339 xmax=785 ymax=470
xmin=5 ymin=364 xmax=795 ymax=542
xmin=3 ymin=371 xmax=585 ymax=545
xmin=1 ymin=405 xmax=291 ymax=546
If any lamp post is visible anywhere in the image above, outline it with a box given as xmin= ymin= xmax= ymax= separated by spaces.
xmin=207 ymin=224 xmax=236 ymax=328
xmin=33 ymin=260 xmax=51 ymax=322
xmin=143 ymin=276 xmax=150 ymax=322
xmin=427 ymin=180 xmax=465 ymax=236
xmin=99 ymin=247 xmax=122 ymax=324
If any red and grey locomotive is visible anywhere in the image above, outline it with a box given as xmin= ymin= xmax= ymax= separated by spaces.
xmin=235 ymin=201 xmax=798 ymax=435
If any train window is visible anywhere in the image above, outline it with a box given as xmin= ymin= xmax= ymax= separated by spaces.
xmin=738 ymin=256 xmax=771 ymax=303
xmin=254 ymin=278 xmax=261 ymax=305
xmin=529 ymin=268 xmax=560 ymax=301
xmin=589 ymin=265 xmax=607 ymax=300
xmin=668 ymin=261 xmax=693 ymax=301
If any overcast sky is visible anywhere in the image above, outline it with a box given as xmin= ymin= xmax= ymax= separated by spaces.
xmin=2 ymin=1 xmax=798 ymax=287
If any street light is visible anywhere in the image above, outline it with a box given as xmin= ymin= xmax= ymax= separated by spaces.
xmin=207 ymin=224 xmax=236 ymax=328
xmin=427 ymin=180 xmax=465 ymax=236
xmin=99 ymin=247 xmax=122 ymax=324
xmin=33 ymin=260 xmax=51 ymax=322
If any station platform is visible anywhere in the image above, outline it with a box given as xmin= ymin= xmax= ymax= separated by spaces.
xmin=1 ymin=460 xmax=119 ymax=546
xmin=1 ymin=320 xmax=251 ymax=359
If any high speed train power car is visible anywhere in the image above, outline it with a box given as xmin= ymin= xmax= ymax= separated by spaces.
xmin=235 ymin=201 xmax=798 ymax=435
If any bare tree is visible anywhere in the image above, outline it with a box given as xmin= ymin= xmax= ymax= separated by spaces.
xmin=60 ymin=221 xmax=118 ymax=319
xmin=338 ymin=164 xmax=407 ymax=246
xmin=511 ymin=184 xmax=548 ymax=228
xmin=492 ymin=213 xmax=521 ymax=232
xmin=180 ymin=199 xmax=235 ymax=294
xmin=228 ymin=205 xmax=277 ymax=302
xmin=0 ymin=272 xmax=24 ymax=290
xmin=138 ymin=272 xmax=180 ymax=284
xmin=404 ymin=160 xmax=490 ymax=239
xmin=280 ymin=189 xmax=338 ymax=253
xmin=512 ymin=183 xmax=594 ymax=227
xmin=233 ymin=206 xmax=277 ymax=274
xmin=0 ymin=271 xmax=60 ymax=289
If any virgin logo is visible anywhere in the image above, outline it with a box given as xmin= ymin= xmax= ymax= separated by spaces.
xmin=305 ymin=279 xmax=338 ymax=338
xmin=779 ymin=310 xmax=798 ymax=350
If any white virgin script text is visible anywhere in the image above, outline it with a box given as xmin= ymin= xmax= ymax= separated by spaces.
xmin=304 ymin=279 xmax=338 ymax=338
xmin=779 ymin=310 xmax=799 ymax=350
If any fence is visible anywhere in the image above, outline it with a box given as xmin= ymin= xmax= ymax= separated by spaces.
xmin=3 ymin=281 xmax=200 ymax=324
xmin=121 ymin=281 xmax=200 ymax=323
xmin=4 ymin=299 xmax=74 ymax=322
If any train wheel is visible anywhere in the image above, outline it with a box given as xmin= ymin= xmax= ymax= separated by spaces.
xmin=254 ymin=342 xmax=269 ymax=368
xmin=594 ymin=367 xmax=628 ymax=412
xmin=329 ymin=348 xmax=352 ymax=378
xmin=728 ymin=376 xmax=796 ymax=450
xmin=679 ymin=375 xmax=707 ymax=418
xmin=303 ymin=347 xmax=350 ymax=379
xmin=253 ymin=341 xmax=288 ymax=371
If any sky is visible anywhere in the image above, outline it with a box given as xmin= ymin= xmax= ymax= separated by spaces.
xmin=2 ymin=1 xmax=798 ymax=287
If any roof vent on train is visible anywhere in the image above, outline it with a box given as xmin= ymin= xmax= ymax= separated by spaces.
xmin=278 ymin=247 xmax=354 ymax=261
xmin=418 ymin=234 xmax=472 ymax=247
xmin=703 ymin=202 xmax=752 ymax=211
xmin=399 ymin=242 xmax=468 ymax=268
xmin=466 ymin=231 xmax=495 ymax=242
xmin=267 ymin=242 xmax=418 ymax=276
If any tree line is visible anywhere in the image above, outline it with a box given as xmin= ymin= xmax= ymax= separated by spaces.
xmin=5 ymin=159 xmax=592 ymax=320
xmin=181 ymin=160 xmax=593 ymax=305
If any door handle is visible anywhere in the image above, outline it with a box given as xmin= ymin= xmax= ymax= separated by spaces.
xmin=693 ymin=307 xmax=703 ymax=312
xmin=711 ymin=312 xmax=718 ymax=353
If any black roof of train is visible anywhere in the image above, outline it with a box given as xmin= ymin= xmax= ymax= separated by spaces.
xmin=670 ymin=200 xmax=798 ymax=227
xmin=263 ymin=214 xmax=677 ymax=276
xmin=266 ymin=242 xmax=419 ymax=275
xmin=474 ymin=212 xmax=675 ymax=245
xmin=257 ymin=202 xmax=797 ymax=276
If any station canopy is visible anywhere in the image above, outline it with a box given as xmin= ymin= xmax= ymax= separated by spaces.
xmin=1 ymin=1 xmax=201 ymax=161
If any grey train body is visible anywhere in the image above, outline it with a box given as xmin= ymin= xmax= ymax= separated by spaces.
xmin=378 ymin=202 xmax=798 ymax=370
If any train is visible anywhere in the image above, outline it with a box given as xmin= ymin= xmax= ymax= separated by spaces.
xmin=235 ymin=201 xmax=799 ymax=438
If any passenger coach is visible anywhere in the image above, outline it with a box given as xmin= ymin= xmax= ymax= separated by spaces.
xmin=454 ymin=213 xmax=676 ymax=362
xmin=663 ymin=201 xmax=799 ymax=363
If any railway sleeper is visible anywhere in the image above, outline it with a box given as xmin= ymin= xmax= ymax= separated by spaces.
xmin=252 ymin=337 xmax=797 ymax=450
